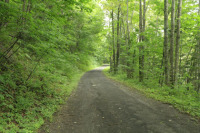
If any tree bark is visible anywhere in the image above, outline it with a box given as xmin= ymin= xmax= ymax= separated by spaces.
xmin=143 ymin=0 xmax=146 ymax=38
xmin=197 ymin=0 xmax=200 ymax=92
xmin=111 ymin=9 xmax=116 ymax=73
xmin=26 ymin=0 xmax=32 ymax=13
xmin=170 ymin=0 xmax=175 ymax=86
xmin=26 ymin=55 xmax=43 ymax=82
xmin=21 ymin=0 xmax=26 ymax=25
xmin=0 ymin=37 xmax=19 ymax=63
xmin=139 ymin=0 xmax=145 ymax=82
xmin=126 ymin=0 xmax=132 ymax=78
xmin=116 ymin=4 xmax=121 ymax=73
xmin=139 ymin=0 xmax=143 ymax=80
xmin=108 ymin=17 xmax=113 ymax=72
xmin=174 ymin=0 xmax=182 ymax=87
xmin=131 ymin=3 xmax=136 ymax=77
xmin=164 ymin=0 xmax=169 ymax=85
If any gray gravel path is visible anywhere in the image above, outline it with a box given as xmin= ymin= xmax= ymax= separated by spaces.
xmin=39 ymin=65 xmax=200 ymax=133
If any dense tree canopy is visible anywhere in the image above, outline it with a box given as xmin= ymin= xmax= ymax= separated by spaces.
xmin=105 ymin=0 xmax=200 ymax=91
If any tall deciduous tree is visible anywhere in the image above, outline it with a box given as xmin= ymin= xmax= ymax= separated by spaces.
xmin=198 ymin=0 xmax=200 ymax=92
xmin=170 ymin=0 xmax=175 ymax=86
xmin=139 ymin=0 xmax=143 ymax=81
xmin=139 ymin=0 xmax=146 ymax=82
xmin=116 ymin=3 xmax=121 ymax=73
xmin=111 ymin=9 xmax=116 ymax=73
xmin=103 ymin=0 xmax=200 ymax=92
xmin=126 ymin=0 xmax=132 ymax=78
xmin=174 ymin=0 xmax=182 ymax=86
xmin=164 ymin=0 xmax=169 ymax=85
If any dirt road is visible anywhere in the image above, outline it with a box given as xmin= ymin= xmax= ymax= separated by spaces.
xmin=39 ymin=65 xmax=200 ymax=133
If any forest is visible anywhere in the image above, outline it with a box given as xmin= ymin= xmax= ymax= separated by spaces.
xmin=105 ymin=0 xmax=200 ymax=124
xmin=0 ymin=0 xmax=200 ymax=132
xmin=105 ymin=0 xmax=199 ymax=118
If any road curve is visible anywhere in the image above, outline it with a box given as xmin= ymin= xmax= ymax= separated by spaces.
xmin=40 ymin=65 xmax=200 ymax=133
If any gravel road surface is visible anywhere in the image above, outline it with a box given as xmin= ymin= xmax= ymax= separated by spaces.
xmin=39 ymin=65 xmax=200 ymax=133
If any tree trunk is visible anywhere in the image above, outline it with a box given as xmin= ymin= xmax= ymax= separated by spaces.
xmin=174 ymin=0 xmax=182 ymax=87
xmin=108 ymin=17 xmax=113 ymax=72
xmin=130 ymin=3 xmax=136 ymax=77
xmin=170 ymin=0 xmax=175 ymax=86
xmin=26 ymin=55 xmax=44 ymax=82
xmin=139 ymin=0 xmax=145 ymax=82
xmin=116 ymin=4 xmax=121 ymax=73
xmin=111 ymin=10 xmax=116 ymax=73
xmin=110 ymin=45 xmax=113 ymax=72
xmin=139 ymin=0 xmax=142 ymax=80
xmin=197 ymin=0 xmax=200 ymax=92
xmin=21 ymin=0 xmax=26 ymax=25
xmin=143 ymin=0 xmax=146 ymax=38
xmin=26 ymin=0 xmax=32 ymax=13
xmin=126 ymin=0 xmax=132 ymax=78
xmin=164 ymin=0 xmax=169 ymax=85
xmin=142 ymin=0 xmax=146 ymax=79
xmin=0 ymin=37 xmax=19 ymax=63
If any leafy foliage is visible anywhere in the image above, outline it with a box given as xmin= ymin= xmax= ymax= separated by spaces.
xmin=0 ymin=0 xmax=108 ymax=132
xmin=104 ymin=68 xmax=200 ymax=118
xmin=103 ymin=0 xmax=200 ymax=118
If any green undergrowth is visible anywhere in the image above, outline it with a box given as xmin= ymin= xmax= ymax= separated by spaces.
xmin=0 ymin=70 xmax=94 ymax=133
xmin=0 ymin=0 xmax=106 ymax=132
xmin=103 ymin=67 xmax=200 ymax=119
xmin=0 ymin=54 xmax=99 ymax=133
xmin=0 ymin=73 xmax=82 ymax=133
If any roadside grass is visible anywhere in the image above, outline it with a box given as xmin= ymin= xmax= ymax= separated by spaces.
xmin=0 ymin=72 xmax=84 ymax=133
xmin=0 ymin=59 xmax=99 ymax=133
xmin=103 ymin=67 xmax=200 ymax=119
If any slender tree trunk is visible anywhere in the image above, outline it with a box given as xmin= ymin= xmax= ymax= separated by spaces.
xmin=139 ymin=0 xmax=142 ymax=80
xmin=110 ymin=57 xmax=112 ymax=71
xmin=21 ymin=0 xmax=26 ymax=25
xmin=164 ymin=0 xmax=169 ymax=85
xmin=116 ymin=4 xmax=121 ymax=73
xmin=126 ymin=0 xmax=132 ymax=78
xmin=130 ymin=3 xmax=136 ymax=77
xmin=0 ymin=37 xmax=19 ymax=63
xmin=197 ymin=0 xmax=200 ymax=92
xmin=112 ymin=10 xmax=116 ymax=73
xmin=142 ymin=0 xmax=146 ymax=80
xmin=110 ymin=46 xmax=113 ymax=72
xmin=143 ymin=0 xmax=146 ymax=39
xmin=26 ymin=55 xmax=43 ymax=82
xmin=7 ymin=45 xmax=21 ymax=59
xmin=170 ymin=0 xmax=175 ymax=86
xmin=26 ymin=0 xmax=32 ymax=13
xmin=139 ymin=0 xmax=144 ymax=82
xmin=108 ymin=17 xmax=113 ymax=72
xmin=22 ymin=0 xmax=26 ymax=12
xmin=174 ymin=0 xmax=182 ymax=87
